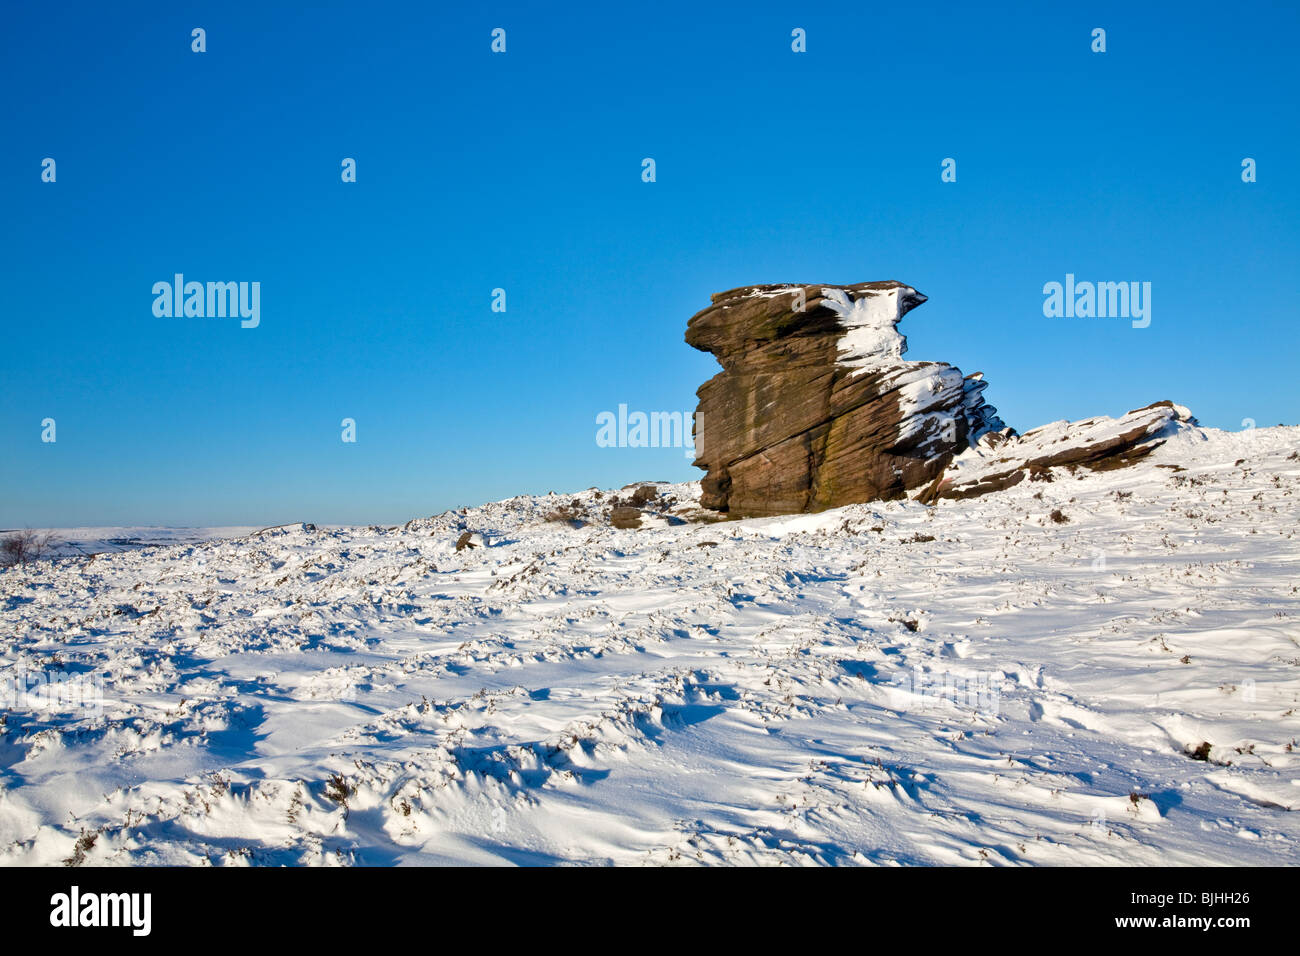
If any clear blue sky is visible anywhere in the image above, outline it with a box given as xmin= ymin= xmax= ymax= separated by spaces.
xmin=3 ymin=1 xmax=1297 ymax=527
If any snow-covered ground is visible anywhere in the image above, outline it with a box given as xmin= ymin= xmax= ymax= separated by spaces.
xmin=20 ymin=527 xmax=259 ymax=559
xmin=1 ymin=424 xmax=1297 ymax=866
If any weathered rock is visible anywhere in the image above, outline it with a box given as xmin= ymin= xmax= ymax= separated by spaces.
xmin=915 ymin=401 xmax=1197 ymax=503
xmin=629 ymin=485 xmax=658 ymax=507
xmin=609 ymin=506 xmax=644 ymax=529
xmin=686 ymin=283 xmax=1196 ymax=516
xmin=686 ymin=282 xmax=1006 ymax=516
xmin=455 ymin=531 xmax=485 ymax=551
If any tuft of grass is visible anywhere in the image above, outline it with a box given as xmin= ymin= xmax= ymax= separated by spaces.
xmin=1049 ymin=509 xmax=1069 ymax=524
xmin=63 ymin=829 xmax=98 ymax=867
xmin=544 ymin=502 xmax=585 ymax=526
xmin=324 ymin=773 xmax=355 ymax=808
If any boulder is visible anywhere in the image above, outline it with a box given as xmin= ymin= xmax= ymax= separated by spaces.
xmin=609 ymin=506 xmax=644 ymax=529
xmin=686 ymin=282 xmax=1006 ymax=516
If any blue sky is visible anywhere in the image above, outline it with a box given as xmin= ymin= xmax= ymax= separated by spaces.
xmin=3 ymin=1 xmax=1297 ymax=527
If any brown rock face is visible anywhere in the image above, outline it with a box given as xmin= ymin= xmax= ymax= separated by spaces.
xmin=686 ymin=283 xmax=1196 ymax=516
xmin=915 ymin=401 xmax=1198 ymax=503
xmin=686 ymin=282 xmax=1006 ymax=516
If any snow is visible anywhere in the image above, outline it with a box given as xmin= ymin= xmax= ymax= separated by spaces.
xmin=2 ymin=428 xmax=1298 ymax=866
xmin=22 ymin=527 xmax=258 ymax=559
xmin=744 ymin=285 xmax=803 ymax=299
xmin=821 ymin=286 xmax=911 ymax=373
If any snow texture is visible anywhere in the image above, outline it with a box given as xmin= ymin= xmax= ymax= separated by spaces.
xmin=1 ymin=425 xmax=1298 ymax=866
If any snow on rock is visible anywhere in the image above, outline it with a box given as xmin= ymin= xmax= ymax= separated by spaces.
xmin=821 ymin=285 xmax=912 ymax=371
xmin=686 ymin=281 xmax=1006 ymax=516
xmin=2 ymin=426 xmax=1298 ymax=866
xmin=917 ymin=401 xmax=1200 ymax=503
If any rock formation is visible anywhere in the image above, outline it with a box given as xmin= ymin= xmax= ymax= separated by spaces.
xmin=686 ymin=282 xmax=1193 ymax=516
xmin=916 ymin=400 xmax=1196 ymax=503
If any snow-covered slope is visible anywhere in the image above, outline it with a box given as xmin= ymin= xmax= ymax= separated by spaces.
xmin=1 ymin=425 xmax=1297 ymax=866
